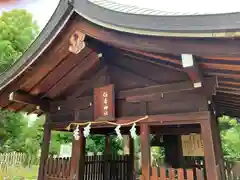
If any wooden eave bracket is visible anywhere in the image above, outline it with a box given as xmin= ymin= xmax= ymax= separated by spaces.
xmin=181 ymin=54 xmax=203 ymax=88
xmin=9 ymin=91 xmax=49 ymax=111
xmin=68 ymin=31 xmax=86 ymax=54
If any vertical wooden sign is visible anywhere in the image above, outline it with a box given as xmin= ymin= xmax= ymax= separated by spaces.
xmin=94 ymin=84 xmax=115 ymax=121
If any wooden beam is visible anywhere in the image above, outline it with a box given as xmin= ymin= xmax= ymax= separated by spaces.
xmin=216 ymin=101 xmax=240 ymax=108
xmin=48 ymin=111 xmax=210 ymax=130
xmin=50 ymin=78 xmax=215 ymax=112
xmin=119 ymin=77 xmax=216 ymax=100
xmin=217 ymin=89 xmax=240 ymax=96
xmin=75 ymin=16 xmax=240 ymax=57
xmin=45 ymin=52 xmax=99 ymax=98
xmin=150 ymin=126 xmax=201 ymax=135
xmin=122 ymin=50 xmax=182 ymax=71
xmin=181 ymin=54 xmax=203 ymax=88
xmin=218 ymin=84 xmax=240 ymax=91
xmin=216 ymin=92 xmax=240 ymax=99
xmin=68 ymin=65 xmax=108 ymax=99
xmin=217 ymin=86 xmax=240 ymax=92
xmin=217 ymin=105 xmax=240 ymax=113
xmin=9 ymin=91 xmax=49 ymax=111
xmin=206 ymin=71 xmax=240 ymax=79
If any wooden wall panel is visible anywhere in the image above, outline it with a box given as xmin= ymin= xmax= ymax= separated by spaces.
xmin=49 ymin=90 xmax=208 ymax=123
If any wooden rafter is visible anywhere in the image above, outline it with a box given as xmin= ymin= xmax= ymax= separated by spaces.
xmin=118 ymin=77 xmax=216 ymax=100
xmin=68 ymin=65 xmax=109 ymax=99
xmin=181 ymin=54 xmax=203 ymax=88
xmin=9 ymin=91 xmax=49 ymax=111
xmin=45 ymin=52 xmax=100 ymax=98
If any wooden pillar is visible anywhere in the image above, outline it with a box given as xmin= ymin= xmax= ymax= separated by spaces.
xmin=78 ymin=132 xmax=86 ymax=180
xmin=201 ymin=115 xmax=224 ymax=180
xmin=211 ymin=114 xmax=226 ymax=180
xmin=129 ymin=136 xmax=135 ymax=179
xmin=37 ymin=124 xmax=51 ymax=180
xmin=105 ymin=135 xmax=111 ymax=155
xmin=140 ymin=123 xmax=151 ymax=180
xmin=70 ymin=130 xmax=86 ymax=180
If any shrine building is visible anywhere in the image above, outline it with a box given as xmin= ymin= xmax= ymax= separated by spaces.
xmin=1 ymin=0 xmax=240 ymax=180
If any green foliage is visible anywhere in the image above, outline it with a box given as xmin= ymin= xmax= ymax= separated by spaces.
xmin=23 ymin=116 xmax=44 ymax=156
xmin=49 ymin=131 xmax=72 ymax=155
xmin=219 ymin=115 xmax=240 ymax=161
xmin=222 ymin=126 xmax=240 ymax=161
xmin=0 ymin=110 xmax=28 ymax=153
xmin=85 ymin=135 xmax=123 ymax=154
xmin=0 ymin=9 xmax=39 ymax=72
xmin=219 ymin=115 xmax=238 ymax=132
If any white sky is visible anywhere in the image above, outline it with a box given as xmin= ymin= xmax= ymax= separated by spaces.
xmin=0 ymin=0 xmax=59 ymax=29
xmin=24 ymin=0 xmax=59 ymax=29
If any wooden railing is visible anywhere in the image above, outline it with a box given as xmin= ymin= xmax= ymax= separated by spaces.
xmin=140 ymin=167 xmax=204 ymax=180
xmin=44 ymin=155 xmax=133 ymax=180
xmin=44 ymin=157 xmax=71 ymax=180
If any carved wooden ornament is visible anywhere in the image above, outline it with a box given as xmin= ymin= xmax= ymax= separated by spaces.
xmin=69 ymin=31 xmax=86 ymax=54
xmin=94 ymin=84 xmax=115 ymax=121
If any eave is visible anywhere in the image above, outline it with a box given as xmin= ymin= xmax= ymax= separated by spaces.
xmin=75 ymin=0 xmax=240 ymax=38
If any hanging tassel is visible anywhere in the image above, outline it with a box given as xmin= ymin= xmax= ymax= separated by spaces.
xmin=73 ymin=125 xmax=80 ymax=140
xmin=130 ymin=123 xmax=137 ymax=139
xmin=115 ymin=125 xmax=123 ymax=140
xmin=83 ymin=123 xmax=91 ymax=138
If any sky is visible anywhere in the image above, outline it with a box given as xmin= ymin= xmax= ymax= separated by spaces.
xmin=0 ymin=0 xmax=59 ymax=29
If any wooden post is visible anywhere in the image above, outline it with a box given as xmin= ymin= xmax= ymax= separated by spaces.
xmin=70 ymin=130 xmax=86 ymax=180
xmin=129 ymin=136 xmax=135 ymax=180
xmin=37 ymin=124 xmax=51 ymax=180
xmin=201 ymin=116 xmax=224 ymax=180
xmin=104 ymin=135 xmax=111 ymax=180
xmin=140 ymin=123 xmax=151 ymax=180
xmin=105 ymin=135 xmax=111 ymax=155
xmin=78 ymin=132 xmax=86 ymax=180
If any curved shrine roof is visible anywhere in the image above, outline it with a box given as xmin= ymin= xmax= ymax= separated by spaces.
xmin=0 ymin=0 xmax=239 ymax=118
xmin=90 ymin=0 xmax=239 ymax=16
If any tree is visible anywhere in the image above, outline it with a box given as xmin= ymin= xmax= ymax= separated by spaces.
xmin=0 ymin=8 xmax=40 ymax=155
xmin=0 ymin=9 xmax=39 ymax=72
xmin=0 ymin=110 xmax=28 ymax=153
xmin=218 ymin=115 xmax=240 ymax=161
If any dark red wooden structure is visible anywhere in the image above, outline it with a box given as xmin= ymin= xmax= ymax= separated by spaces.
xmin=1 ymin=0 xmax=240 ymax=179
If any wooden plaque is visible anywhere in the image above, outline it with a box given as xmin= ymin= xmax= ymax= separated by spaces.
xmin=94 ymin=84 xmax=115 ymax=120
xmin=181 ymin=134 xmax=204 ymax=157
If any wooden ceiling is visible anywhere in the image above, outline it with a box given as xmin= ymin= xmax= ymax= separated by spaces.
xmin=0 ymin=13 xmax=240 ymax=118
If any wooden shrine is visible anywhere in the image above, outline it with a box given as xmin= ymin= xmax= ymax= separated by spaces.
xmin=1 ymin=0 xmax=240 ymax=179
